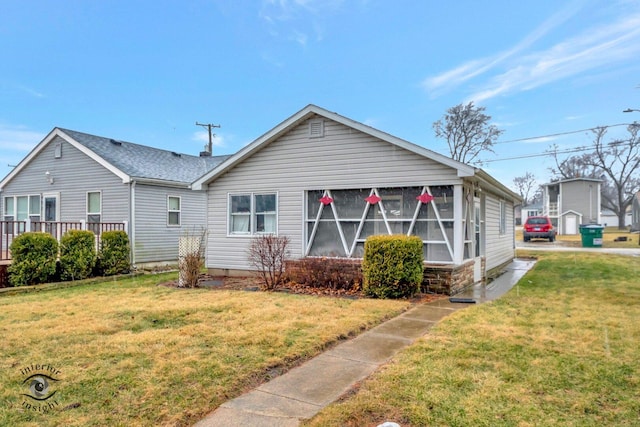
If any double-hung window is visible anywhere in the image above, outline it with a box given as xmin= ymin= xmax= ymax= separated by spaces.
xmin=168 ymin=196 xmax=181 ymax=226
xmin=3 ymin=197 xmax=15 ymax=220
xmin=4 ymin=195 xmax=41 ymax=221
xmin=87 ymin=192 xmax=101 ymax=223
xmin=229 ymin=193 xmax=277 ymax=235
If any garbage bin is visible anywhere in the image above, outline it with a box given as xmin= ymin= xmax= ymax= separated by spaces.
xmin=579 ymin=224 xmax=604 ymax=248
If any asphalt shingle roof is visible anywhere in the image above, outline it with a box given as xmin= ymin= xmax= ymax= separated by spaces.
xmin=60 ymin=128 xmax=230 ymax=184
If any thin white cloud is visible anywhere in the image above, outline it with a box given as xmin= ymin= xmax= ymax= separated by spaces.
xmin=466 ymin=12 xmax=640 ymax=103
xmin=423 ymin=0 xmax=585 ymax=94
xmin=0 ymin=125 xmax=43 ymax=151
xmin=423 ymin=1 xmax=640 ymax=105
xmin=192 ymin=131 xmax=225 ymax=149
xmin=259 ymin=0 xmax=347 ymax=48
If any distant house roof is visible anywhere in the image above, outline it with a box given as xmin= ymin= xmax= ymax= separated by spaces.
xmin=1 ymin=128 xmax=231 ymax=190
xmin=543 ymin=177 xmax=602 ymax=186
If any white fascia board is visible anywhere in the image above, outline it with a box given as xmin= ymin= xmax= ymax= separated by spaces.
xmin=0 ymin=128 xmax=131 ymax=191
xmin=192 ymin=106 xmax=317 ymax=190
xmin=56 ymin=129 xmax=131 ymax=183
xmin=0 ymin=127 xmax=59 ymax=191
xmin=192 ymin=104 xmax=476 ymax=190
xmin=312 ymin=105 xmax=476 ymax=177
xmin=475 ymin=169 xmax=523 ymax=203
xmin=132 ymin=177 xmax=190 ymax=189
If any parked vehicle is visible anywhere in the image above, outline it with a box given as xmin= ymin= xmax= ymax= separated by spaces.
xmin=523 ymin=216 xmax=556 ymax=242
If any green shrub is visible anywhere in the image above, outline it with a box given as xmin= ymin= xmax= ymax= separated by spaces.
xmin=98 ymin=231 xmax=131 ymax=276
xmin=59 ymin=229 xmax=96 ymax=281
xmin=8 ymin=232 xmax=58 ymax=286
xmin=362 ymin=234 xmax=424 ymax=299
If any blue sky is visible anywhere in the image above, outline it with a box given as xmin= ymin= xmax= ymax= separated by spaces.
xmin=2 ymin=0 xmax=639 ymax=191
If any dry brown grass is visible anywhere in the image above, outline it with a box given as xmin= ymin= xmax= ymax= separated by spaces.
xmin=0 ymin=273 xmax=409 ymax=426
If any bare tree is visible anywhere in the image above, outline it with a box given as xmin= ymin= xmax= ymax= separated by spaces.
xmin=549 ymin=124 xmax=640 ymax=229
xmin=248 ymin=234 xmax=290 ymax=291
xmin=549 ymin=144 xmax=600 ymax=180
xmin=512 ymin=172 xmax=537 ymax=205
xmin=433 ymin=102 xmax=504 ymax=165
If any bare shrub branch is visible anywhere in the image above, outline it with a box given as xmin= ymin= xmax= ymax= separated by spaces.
xmin=178 ymin=228 xmax=207 ymax=288
xmin=247 ymin=235 xmax=290 ymax=291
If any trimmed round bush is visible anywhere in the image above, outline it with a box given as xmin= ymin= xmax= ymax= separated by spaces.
xmin=59 ymin=229 xmax=96 ymax=281
xmin=98 ymin=230 xmax=131 ymax=276
xmin=362 ymin=234 xmax=424 ymax=299
xmin=8 ymin=232 xmax=58 ymax=286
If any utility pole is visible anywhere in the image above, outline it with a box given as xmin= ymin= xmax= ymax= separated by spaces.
xmin=196 ymin=122 xmax=220 ymax=156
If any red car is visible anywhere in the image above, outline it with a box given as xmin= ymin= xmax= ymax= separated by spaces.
xmin=523 ymin=216 xmax=556 ymax=242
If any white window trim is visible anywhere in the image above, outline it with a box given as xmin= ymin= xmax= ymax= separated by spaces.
xmin=87 ymin=191 xmax=102 ymax=223
xmin=227 ymin=192 xmax=278 ymax=237
xmin=167 ymin=195 xmax=181 ymax=227
xmin=4 ymin=194 xmax=42 ymax=221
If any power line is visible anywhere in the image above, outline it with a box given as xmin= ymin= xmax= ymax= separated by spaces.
xmin=493 ymin=122 xmax=634 ymax=145
xmin=484 ymin=138 xmax=636 ymax=163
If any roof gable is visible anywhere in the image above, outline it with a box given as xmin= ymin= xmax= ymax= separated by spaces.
xmin=1 ymin=128 xmax=230 ymax=190
xmin=193 ymin=104 xmax=475 ymax=190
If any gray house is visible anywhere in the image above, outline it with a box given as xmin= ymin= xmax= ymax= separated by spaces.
xmin=542 ymin=178 xmax=601 ymax=235
xmin=193 ymin=105 xmax=521 ymax=293
xmin=631 ymin=192 xmax=640 ymax=232
xmin=1 ymin=128 xmax=228 ymax=265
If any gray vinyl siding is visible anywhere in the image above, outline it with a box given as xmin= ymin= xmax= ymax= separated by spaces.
xmin=133 ymin=184 xmax=207 ymax=264
xmin=2 ymin=136 xmax=129 ymax=223
xmin=205 ymin=116 xmax=461 ymax=271
xmin=561 ymin=180 xmax=599 ymax=224
xmin=483 ymin=192 xmax=515 ymax=271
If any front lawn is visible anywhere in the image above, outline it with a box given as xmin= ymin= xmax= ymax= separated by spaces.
xmin=0 ymin=273 xmax=409 ymax=426
xmin=306 ymin=252 xmax=640 ymax=426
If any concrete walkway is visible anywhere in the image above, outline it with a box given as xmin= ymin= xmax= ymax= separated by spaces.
xmin=194 ymin=258 xmax=536 ymax=427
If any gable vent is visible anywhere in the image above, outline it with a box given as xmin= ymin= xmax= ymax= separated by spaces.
xmin=309 ymin=119 xmax=324 ymax=138
xmin=110 ymin=139 xmax=122 ymax=146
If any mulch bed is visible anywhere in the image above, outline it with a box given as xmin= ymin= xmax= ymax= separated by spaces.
xmin=159 ymin=273 xmax=445 ymax=304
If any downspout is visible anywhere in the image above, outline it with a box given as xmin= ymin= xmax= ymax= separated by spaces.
xmin=453 ymin=184 xmax=464 ymax=265
xmin=130 ymin=180 xmax=136 ymax=266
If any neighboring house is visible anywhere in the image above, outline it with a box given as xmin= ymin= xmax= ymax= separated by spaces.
xmin=632 ymin=192 xmax=640 ymax=232
xmin=193 ymin=105 xmax=522 ymax=294
xmin=521 ymin=203 xmax=543 ymax=225
xmin=601 ymin=208 xmax=632 ymax=228
xmin=542 ymin=178 xmax=601 ymax=235
xmin=0 ymin=128 xmax=229 ymax=265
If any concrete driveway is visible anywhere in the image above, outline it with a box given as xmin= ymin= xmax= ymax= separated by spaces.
xmin=516 ymin=239 xmax=640 ymax=256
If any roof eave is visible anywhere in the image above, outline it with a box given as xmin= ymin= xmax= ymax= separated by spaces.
xmin=192 ymin=104 xmax=476 ymax=189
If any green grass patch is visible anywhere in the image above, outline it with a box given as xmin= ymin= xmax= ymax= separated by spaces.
xmin=306 ymin=252 xmax=640 ymax=426
xmin=0 ymin=273 xmax=409 ymax=426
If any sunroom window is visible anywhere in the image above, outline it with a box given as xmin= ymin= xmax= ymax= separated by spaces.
xmin=305 ymin=186 xmax=455 ymax=262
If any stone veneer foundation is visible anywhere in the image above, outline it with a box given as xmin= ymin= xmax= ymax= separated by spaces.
xmin=284 ymin=257 xmax=483 ymax=296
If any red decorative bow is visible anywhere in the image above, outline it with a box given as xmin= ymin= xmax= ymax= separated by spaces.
xmin=416 ymin=193 xmax=434 ymax=203
xmin=365 ymin=194 xmax=381 ymax=204
xmin=319 ymin=195 xmax=334 ymax=205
